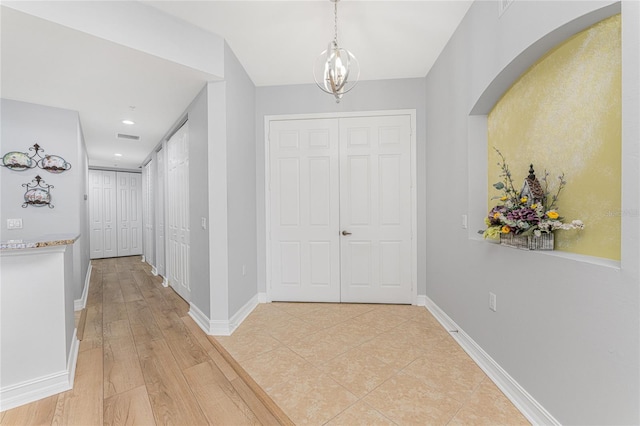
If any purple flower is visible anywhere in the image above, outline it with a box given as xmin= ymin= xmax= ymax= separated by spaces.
xmin=506 ymin=207 xmax=540 ymax=224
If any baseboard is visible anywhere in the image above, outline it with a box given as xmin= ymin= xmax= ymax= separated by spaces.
xmin=151 ymin=266 xmax=158 ymax=276
xmin=188 ymin=295 xmax=260 ymax=336
xmin=161 ymin=277 xmax=168 ymax=288
xmin=414 ymin=294 xmax=426 ymax=306
xmin=424 ymin=296 xmax=560 ymax=426
xmin=258 ymin=292 xmax=269 ymax=303
xmin=228 ymin=294 xmax=260 ymax=333
xmin=0 ymin=332 xmax=79 ymax=412
xmin=74 ymin=263 xmax=92 ymax=311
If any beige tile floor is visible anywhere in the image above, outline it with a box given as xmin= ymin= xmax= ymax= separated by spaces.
xmin=215 ymin=303 xmax=531 ymax=425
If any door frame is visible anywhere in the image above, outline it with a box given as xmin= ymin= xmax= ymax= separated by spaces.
xmin=264 ymin=110 xmax=418 ymax=304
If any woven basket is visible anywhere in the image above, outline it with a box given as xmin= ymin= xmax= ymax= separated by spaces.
xmin=500 ymin=232 xmax=554 ymax=250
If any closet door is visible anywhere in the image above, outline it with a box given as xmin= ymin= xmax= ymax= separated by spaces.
xmin=155 ymin=148 xmax=166 ymax=278
xmin=117 ymin=172 xmax=143 ymax=257
xmin=89 ymin=170 xmax=117 ymax=259
xmin=339 ymin=115 xmax=412 ymax=304
xmin=166 ymin=123 xmax=190 ymax=301
xmin=268 ymin=114 xmax=413 ymax=304
xmin=269 ymin=119 xmax=341 ymax=302
xmin=142 ymin=161 xmax=155 ymax=267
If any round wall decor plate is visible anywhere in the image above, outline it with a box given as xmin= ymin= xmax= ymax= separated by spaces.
xmin=24 ymin=188 xmax=51 ymax=206
xmin=2 ymin=151 xmax=33 ymax=170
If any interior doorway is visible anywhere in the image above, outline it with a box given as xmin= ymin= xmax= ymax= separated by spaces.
xmin=266 ymin=111 xmax=417 ymax=304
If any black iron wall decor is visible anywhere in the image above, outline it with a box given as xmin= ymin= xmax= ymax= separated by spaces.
xmin=2 ymin=143 xmax=71 ymax=173
xmin=22 ymin=175 xmax=54 ymax=208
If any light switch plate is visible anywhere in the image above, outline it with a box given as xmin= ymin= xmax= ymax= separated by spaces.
xmin=7 ymin=219 xmax=23 ymax=229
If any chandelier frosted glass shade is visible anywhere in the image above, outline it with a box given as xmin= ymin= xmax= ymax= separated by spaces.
xmin=313 ymin=42 xmax=360 ymax=103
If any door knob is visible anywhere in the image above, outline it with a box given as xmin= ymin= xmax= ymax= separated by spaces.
xmin=341 ymin=230 xmax=352 ymax=236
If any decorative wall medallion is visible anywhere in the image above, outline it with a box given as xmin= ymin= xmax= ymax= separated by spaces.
xmin=2 ymin=143 xmax=71 ymax=173
xmin=39 ymin=155 xmax=71 ymax=173
xmin=2 ymin=151 xmax=35 ymax=170
xmin=22 ymin=175 xmax=54 ymax=208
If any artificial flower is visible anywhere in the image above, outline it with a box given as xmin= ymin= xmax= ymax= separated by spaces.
xmin=547 ymin=211 xmax=559 ymax=219
xmin=480 ymin=148 xmax=584 ymax=240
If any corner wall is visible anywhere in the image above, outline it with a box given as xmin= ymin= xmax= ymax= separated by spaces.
xmin=424 ymin=1 xmax=638 ymax=424
xmin=224 ymin=43 xmax=258 ymax=316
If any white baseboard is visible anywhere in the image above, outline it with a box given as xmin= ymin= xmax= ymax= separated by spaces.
xmin=141 ymin=255 xmax=145 ymax=263
xmin=74 ymin=263 xmax=92 ymax=311
xmin=151 ymin=266 xmax=158 ymax=276
xmin=228 ymin=294 xmax=259 ymax=333
xmin=188 ymin=295 xmax=260 ymax=336
xmin=162 ymin=277 xmax=168 ymax=288
xmin=414 ymin=294 xmax=426 ymax=306
xmin=258 ymin=292 xmax=269 ymax=303
xmin=424 ymin=296 xmax=559 ymax=426
xmin=0 ymin=331 xmax=79 ymax=412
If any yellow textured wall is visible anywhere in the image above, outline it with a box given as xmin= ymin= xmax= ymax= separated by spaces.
xmin=488 ymin=14 xmax=621 ymax=260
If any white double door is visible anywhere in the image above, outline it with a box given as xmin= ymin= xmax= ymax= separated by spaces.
xmin=89 ymin=170 xmax=142 ymax=259
xmin=269 ymin=115 xmax=413 ymax=304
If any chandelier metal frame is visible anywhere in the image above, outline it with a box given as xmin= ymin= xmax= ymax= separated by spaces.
xmin=313 ymin=0 xmax=360 ymax=103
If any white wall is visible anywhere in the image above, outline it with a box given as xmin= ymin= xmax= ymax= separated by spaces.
xmin=424 ymin=1 xmax=638 ymax=424
xmin=255 ymin=78 xmax=427 ymax=298
xmin=0 ymin=99 xmax=90 ymax=302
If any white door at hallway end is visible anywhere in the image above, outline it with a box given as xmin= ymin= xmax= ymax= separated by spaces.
xmin=268 ymin=113 xmax=414 ymax=304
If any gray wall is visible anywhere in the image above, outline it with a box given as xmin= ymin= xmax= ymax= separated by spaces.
xmin=255 ymin=78 xmax=427 ymax=297
xmin=224 ymin=43 xmax=258 ymax=315
xmin=75 ymin=121 xmax=90 ymax=301
xmin=186 ymin=86 xmax=212 ymax=318
xmin=424 ymin=1 xmax=638 ymax=424
xmin=1 ymin=99 xmax=90 ymax=302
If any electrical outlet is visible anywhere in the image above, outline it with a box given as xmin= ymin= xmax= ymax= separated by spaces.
xmin=489 ymin=292 xmax=497 ymax=312
xmin=7 ymin=219 xmax=23 ymax=229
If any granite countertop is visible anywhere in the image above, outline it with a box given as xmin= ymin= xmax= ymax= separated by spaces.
xmin=0 ymin=233 xmax=79 ymax=250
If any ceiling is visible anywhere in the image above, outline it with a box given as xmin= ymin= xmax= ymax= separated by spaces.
xmin=1 ymin=1 xmax=473 ymax=170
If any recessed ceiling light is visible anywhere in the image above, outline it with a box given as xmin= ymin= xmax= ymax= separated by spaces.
xmin=122 ymin=120 xmax=135 ymax=125
xmin=114 ymin=153 xmax=123 ymax=157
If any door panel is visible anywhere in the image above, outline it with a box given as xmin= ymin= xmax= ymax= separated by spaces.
xmin=116 ymin=172 xmax=142 ymax=257
xmin=156 ymin=148 xmax=166 ymax=277
xmin=269 ymin=119 xmax=340 ymax=302
xmin=89 ymin=170 xmax=117 ymax=259
xmin=166 ymin=123 xmax=190 ymax=302
xmin=339 ymin=115 xmax=412 ymax=303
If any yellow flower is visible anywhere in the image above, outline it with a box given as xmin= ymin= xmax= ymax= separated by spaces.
xmin=493 ymin=212 xmax=500 ymax=219
xmin=501 ymin=226 xmax=511 ymax=234
xmin=500 ymin=196 xmax=508 ymax=201
xmin=547 ymin=211 xmax=559 ymax=219
xmin=520 ymin=196 xmax=528 ymax=203
xmin=531 ymin=203 xmax=538 ymax=209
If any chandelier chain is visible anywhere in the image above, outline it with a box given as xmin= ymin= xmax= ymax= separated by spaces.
xmin=333 ymin=1 xmax=338 ymax=45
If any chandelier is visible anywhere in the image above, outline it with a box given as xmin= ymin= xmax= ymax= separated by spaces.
xmin=313 ymin=0 xmax=360 ymax=103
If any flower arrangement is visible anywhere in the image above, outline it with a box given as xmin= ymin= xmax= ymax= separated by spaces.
xmin=482 ymin=148 xmax=584 ymax=241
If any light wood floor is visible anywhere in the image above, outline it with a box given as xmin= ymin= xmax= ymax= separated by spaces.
xmin=1 ymin=256 xmax=291 ymax=426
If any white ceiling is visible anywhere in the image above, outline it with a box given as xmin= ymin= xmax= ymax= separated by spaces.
xmin=1 ymin=1 xmax=473 ymax=169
